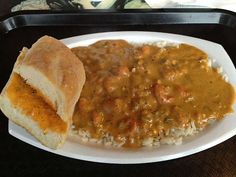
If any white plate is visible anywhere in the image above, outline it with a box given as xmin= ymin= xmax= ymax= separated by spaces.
xmin=8 ymin=31 xmax=236 ymax=164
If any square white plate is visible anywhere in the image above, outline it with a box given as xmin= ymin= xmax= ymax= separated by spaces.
xmin=8 ymin=31 xmax=236 ymax=164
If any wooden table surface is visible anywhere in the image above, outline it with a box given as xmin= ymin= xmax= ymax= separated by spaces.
xmin=0 ymin=2 xmax=236 ymax=177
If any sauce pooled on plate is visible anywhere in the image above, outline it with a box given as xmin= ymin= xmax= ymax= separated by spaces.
xmin=72 ymin=40 xmax=235 ymax=148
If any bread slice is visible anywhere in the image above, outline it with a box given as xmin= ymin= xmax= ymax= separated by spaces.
xmin=0 ymin=73 xmax=69 ymax=149
xmin=14 ymin=36 xmax=86 ymax=122
xmin=0 ymin=36 xmax=86 ymax=149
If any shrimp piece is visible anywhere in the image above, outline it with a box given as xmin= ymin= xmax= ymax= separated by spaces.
xmin=92 ymin=111 xmax=104 ymax=127
xmin=154 ymin=84 xmax=175 ymax=104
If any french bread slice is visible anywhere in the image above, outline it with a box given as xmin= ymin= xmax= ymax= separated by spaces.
xmin=0 ymin=73 xmax=69 ymax=149
xmin=0 ymin=36 xmax=86 ymax=149
xmin=14 ymin=36 xmax=86 ymax=122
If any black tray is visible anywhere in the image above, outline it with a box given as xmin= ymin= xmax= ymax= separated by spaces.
xmin=1 ymin=9 xmax=236 ymax=176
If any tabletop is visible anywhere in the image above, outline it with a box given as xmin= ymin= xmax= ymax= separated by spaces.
xmin=0 ymin=1 xmax=236 ymax=177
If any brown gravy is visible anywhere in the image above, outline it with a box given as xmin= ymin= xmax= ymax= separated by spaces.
xmin=72 ymin=40 xmax=235 ymax=148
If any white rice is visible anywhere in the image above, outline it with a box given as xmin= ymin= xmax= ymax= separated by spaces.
xmin=69 ymin=120 xmax=202 ymax=147
xmin=131 ymin=41 xmax=179 ymax=48
xmin=69 ymin=126 xmax=125 ymax=147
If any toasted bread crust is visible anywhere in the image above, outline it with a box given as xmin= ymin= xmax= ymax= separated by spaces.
xmin=0 ymin=95 xmax=68 ymax=149
xmin=15 ymin=36 xmax=86 ymax=122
